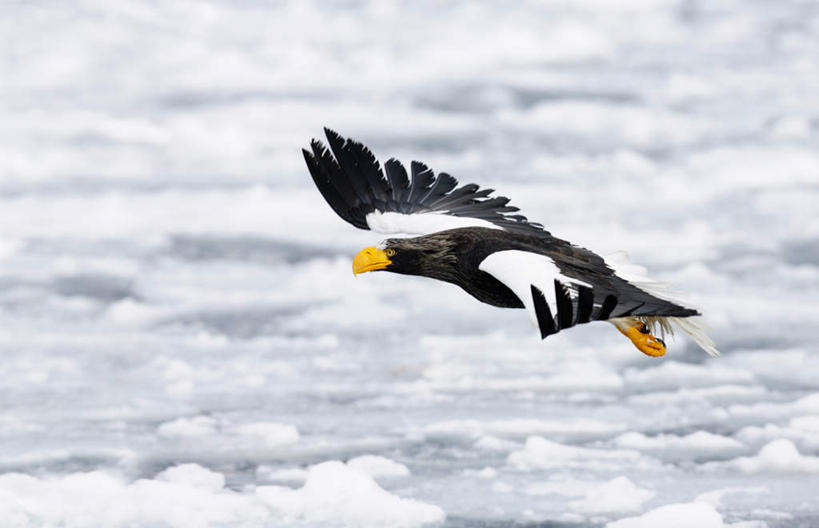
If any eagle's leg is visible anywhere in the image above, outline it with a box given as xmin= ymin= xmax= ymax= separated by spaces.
xmin=612 ymin=318 xmax=666 ymax=357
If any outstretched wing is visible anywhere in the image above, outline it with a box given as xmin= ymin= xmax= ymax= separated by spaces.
xmin=302 ymin=128 xmax=547 ymax=236
xmin=479 ymin=249 xmax=699 ymax=339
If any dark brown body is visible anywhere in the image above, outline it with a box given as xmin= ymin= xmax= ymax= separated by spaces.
xmin=383 ymin=227 xmax=698 ymax=320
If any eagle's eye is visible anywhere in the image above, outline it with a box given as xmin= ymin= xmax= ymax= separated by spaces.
xmin=385 ymin=248 xmax=396 ymax=257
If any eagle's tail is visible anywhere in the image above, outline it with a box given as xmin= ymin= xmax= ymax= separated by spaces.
xmin=658 ymin=316 xmax=720 ymax=357
xmin=605 ymin=252 xmax=720 ymax=357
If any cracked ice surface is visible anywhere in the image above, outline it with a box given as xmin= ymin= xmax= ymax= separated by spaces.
xmin=1 ymin=0 xmax=818 ymax=526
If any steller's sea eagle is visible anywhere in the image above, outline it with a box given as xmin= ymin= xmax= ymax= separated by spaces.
xmin=302 ymin=128 xmax=718 ymax=357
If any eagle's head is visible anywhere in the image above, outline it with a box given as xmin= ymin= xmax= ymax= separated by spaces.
xmin=352 ymin=234 xmax=458 ymax=278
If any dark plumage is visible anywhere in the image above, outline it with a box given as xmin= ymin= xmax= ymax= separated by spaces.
xmin=303 ymin=128 xmax=545 ymax=235
xmin=302 ymin=128 xmax=718 ymax=357
xmin=379 ymin=227 xmax=697 ymax=334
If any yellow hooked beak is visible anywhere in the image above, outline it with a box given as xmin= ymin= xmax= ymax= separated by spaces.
xmin=352 ymin=246 xmax=392 ymax=275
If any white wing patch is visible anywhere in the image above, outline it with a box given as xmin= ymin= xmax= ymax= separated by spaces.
xmin=479 ymin=250 xmax=591 ymax=327
xmin=366 ymin=211 xmax=502 ymax=236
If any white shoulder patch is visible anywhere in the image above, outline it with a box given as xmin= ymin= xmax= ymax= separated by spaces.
xmin=365 ymin=211 xmax=502 ymax=236
xmin=479 ymin=250 xmax=591 ymax=326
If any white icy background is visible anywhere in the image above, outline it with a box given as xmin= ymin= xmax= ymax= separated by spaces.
xmin=1 ymin=0 xmax=819 ymax=526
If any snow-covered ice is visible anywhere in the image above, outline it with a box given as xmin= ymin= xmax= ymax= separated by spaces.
xmin=703 ymin=439 xmax=819 ymax=474
xmin=1 ymin=0 xmax=819 ymax=526
xmin=347 ymin=455 xmax=411 ymax=479
xmin=526 ymin=476 xmax=656 ymax=514
xmin=258 ymin=461 xmax=444 ymax=527
xmin=606 ymin=502 xmax=729 ymax=528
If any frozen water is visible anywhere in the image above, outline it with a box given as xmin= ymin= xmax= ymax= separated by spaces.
xmin=346 ymin=455 xmax=411 ymax=479
xmin=1 ymin=0 xmax=818 ymax=526
xmin=606 ymin=502 xmax=730 ymax=528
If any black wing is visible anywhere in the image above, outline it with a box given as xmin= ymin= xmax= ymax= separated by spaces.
xmin=477 ymin=233 xmax=699 ymax=339
xmin=302 ymin=128 xmax=547 ymax=236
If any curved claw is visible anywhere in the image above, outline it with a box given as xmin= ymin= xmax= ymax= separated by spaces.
xmin=618 ymin=323 xmax=667 ymax=357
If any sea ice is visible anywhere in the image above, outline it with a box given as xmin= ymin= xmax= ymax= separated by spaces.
xmin=507 ymin=437 xmax=643 ymax=471
xmin=606 ymin=502 xmax=727 ymax=528
xmin=347 ymin=455 xmax=411 ymax=479
xmin=257 ymin=461 xmax=445 ymax=527
xmin=704 ymin=439 xmax=819 ymax=474
xmin=2 ymin=0 xmax=819 ymax=525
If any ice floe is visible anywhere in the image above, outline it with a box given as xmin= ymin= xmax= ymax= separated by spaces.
xmin=3 ymin=0 xmax=819 ymax=525
xmin=606 ymin=502 xmax=728 ymax=528
xmin=703 ymin=439 xmax=819 ymax=474
xmin=614 ymin=431 xmax=745 ymax=458
xmin=526 ymin=476 xmax=655 ymax=514
xmin=507 ymin=437 xmax=644 ymax=471
xmin=257 ymin=461 xmax=444 ymax=527
xmin=0 ymin=462 xmax=444 ymax=528
xmin=347 ymin=455 xmax=411 ymax=479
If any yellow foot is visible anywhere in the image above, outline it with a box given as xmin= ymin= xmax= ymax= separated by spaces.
xmin=618 ymin=322 xmax=667 ymax=357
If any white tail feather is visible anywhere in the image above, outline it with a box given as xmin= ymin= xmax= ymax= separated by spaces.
xmin=605 ymin=252 xmax=720 ymax=357
xmin=666 ymin=316 xmax=720 ymax=357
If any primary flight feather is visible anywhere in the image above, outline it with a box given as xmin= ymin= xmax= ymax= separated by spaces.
xmin=302 ymin=128 xmax=718 ymax=357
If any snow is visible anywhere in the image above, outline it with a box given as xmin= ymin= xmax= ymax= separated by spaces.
xmin=704 ymin=439 xmax=819 ymax=474
xmin=2 ymin=0 xmax=819 ymax=526
xmin=606 ymin=502 xmax=727 ymax=528
xmin=526 ymin=477 xmax=655 ymax=514
xmin=156 ymin=464 xmax=226 ymax=491
xmin=347 ymin=455 xmax=411 ymax=479
xmin=0 ymin=462 xmax=442 ymax=527
xmin=614 ymin=431 xmax=745 ymax=459
xmin=0 ymin=469 xmax=266 ymax=527
xmin=157 ymin=417 xmax=299 ymax=449
xmin=234 ymin=422 xmax=300 ymax=448
xmin=570 ymin=478 xmax=654 ymax=515
xmin=623 ymin=361 xmax=755 ymax=390
xmin=694 ymin=487 xmax=768 ymax=510
xmin=424 ymin=418 xmax=625 ymax=441
xmin=256 ymin=466 xmax=308 ymax=484
xmin=507 ymin=437 xmax=644 ymax=471
xmin=257 ymin=461 xmax=445 ymax=527
xmin=157 ymin=416 xmax=219 ymax=440
xmin=475 ymin=467 xmax=498 ymax=479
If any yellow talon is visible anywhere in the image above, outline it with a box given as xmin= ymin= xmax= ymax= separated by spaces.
xmin=618 ymin=322 xmax=667 ymax=357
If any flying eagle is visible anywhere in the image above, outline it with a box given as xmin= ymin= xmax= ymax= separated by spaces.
xmin=302 ymin=128 xmax=718 ymax=357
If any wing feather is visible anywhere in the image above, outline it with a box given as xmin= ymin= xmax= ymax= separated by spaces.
xmin=419 ymin=172 xmax=458 ymax=204
xmin=302 ymin=128 xmax=547 ymax=236
xmin=384 ymin=158 xmax=410 ymax=209
xmin=309 ymin=140 xmax=361 ymax=209
xmin=407 ymin=161 xmax=436 ymax=206
xmin=479 ymin=248 xmax=706 ymax=348
xmin=479 ymin=250 xmax=593 ymax=336
xmin=303 ymin=144 xmax=363 ymax=229
xmin=324 ymin=128 xmax=373 ymax=207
